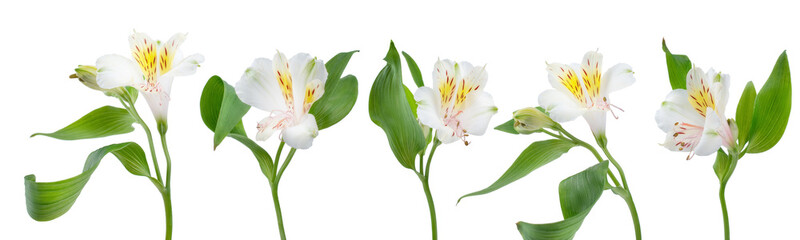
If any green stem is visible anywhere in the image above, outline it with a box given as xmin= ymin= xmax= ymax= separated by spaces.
xmin=270 ymin=182 xmax=287 ymax=240
xmin=160 ymin=189 xmax=173 ymax=240
xmin=275 ymin=141 xmax=286 ymax=168
xmin=600 ymin=146 xmax=641 ymax=240
xmin=157 ymin=123 xmax=173 ymax=240
xmin=416 ymin=173 xmax=437 ymax=240
xmin=159 ymin=125 xmax=172 ymax=189
xmin=415 ymin=139 xmax=440 ymax=240
xmin=720 ymin=151 xmax=740 ymax=240
xmin=120 ymin=99 xmax=163 ymax=184
xmin=547 ymin=127 xmax=622 ymax=188
xmin=276 ymin=148 xmax=297 ymax=184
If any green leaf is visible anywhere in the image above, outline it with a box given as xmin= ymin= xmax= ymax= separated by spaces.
xmin=25 ymin=142 xmax=155 ymax=221
xmin=31 ymin=106 xmax=136 ymax=140
xmin=404 ymin=85 xmax=418 ymax=118
xmin=309 ymin=74 xmax=358 ymax=130
xmin=735 ymin=81 xmax=756 ymax=145
xmin=517 ymin=161 xmax=609 ymax=240
xmin=662 ymin=39 xmax=692 ymax=90
xmin=495 ymin=119 xmax=519 ymax=135
xmin=402 ymin=51 xmax=424 ymax=87
xmin=308 ymin=50 xmax=359 ymax=130
xmin=368 ymin=41 xmax=426 ymax=170
xmin=200 ymin=75 xmax=251 ymax=149
xmin=228 ymin=134 xmax=275 ymax=181
xmin=324 ymin=50 xmax=358 ymax=87
xmin=747 ymin=51 xmax=791 ymax=153
xmin=713 ymin=149 xmax=731 ymax=182
xmin=458 ymin=139 xmax=576 ymax=203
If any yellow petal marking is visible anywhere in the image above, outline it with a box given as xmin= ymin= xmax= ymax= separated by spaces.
xmin=437 ymin=66 xmax=457 ymax=114
xmin=580 ymin=52 xmax=602 ymax=104
xmin=130 ymin=33 xmax=158 ymax=84
xmin=549 ymin=64 xmax=586 ymax=105
xmin=687 ymin=70 xmax=716 ymax=117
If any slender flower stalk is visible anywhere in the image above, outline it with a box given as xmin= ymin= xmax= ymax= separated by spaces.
xmin=234 ymin=51 xmax=328 ymax=240
xmin=94 ymin=31 xmax=204 ymax=240
xmin=538 ymin=50 xmax=641 ymax=239
xmin=414 ymin=59 xmax=497 ymax=239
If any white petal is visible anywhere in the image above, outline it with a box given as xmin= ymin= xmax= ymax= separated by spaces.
xmin=157 ymin=33 xmax=187 ymax=74
xmin=459 ymin=91 xmax=497 ymax=136
xmin=96 ymin=54 xmax=142 ymax=89
xmin=415 ymin=87 xmax=446 ymax=130
xmin=255 ymin=115 xmax=285 ymax=141
xmin=709 ymin=70 xmax=730 ymax=116
xmin=580 ymin=51 xmax=603 ymax=101
xmin=435 ymin=127 xmax=459 ymax=144
xmin=655 ymin=89 xmax=705 ymax=132
xmin=546 ymin=62 xmax=587 ymax=106
xmin=163 ymin=53 xmax=204 ymax=77
xmin=289 ymin=53 xmax=327 ymax=114
xmin=236 ymin=58 xmax=288 ymax=112
xmin=460 ymin=62 xmax=488 ymax=94
xmin=685 ymin=67 xmax=707 ymax=96
xmin=432 ymin=59 xmax=457 ymax=109
xmin=694 ymin=108 xmax=724 ymax=156
xmin=582 ymin=109 xmax=607 ymax=137
xmin=600 ymin=63 xmax=635 ymax=96
xmin=141 ymin=85 xmax=170 ymax=121
xmin=282 ymin=115 xmax=319 ymax=149
xmin=538 ymin=89 xmax=585 ymax=122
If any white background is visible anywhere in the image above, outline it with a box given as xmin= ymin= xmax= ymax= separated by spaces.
xmin=1 ymin=0 xmax=798 ymax=239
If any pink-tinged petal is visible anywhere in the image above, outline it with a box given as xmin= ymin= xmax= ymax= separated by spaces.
xmin=655 ymin=89 xmax=705 ymax=132
xmin=236 ymin=58 xmax=288 ymax=112
xmin=256 ymin=114 xmax=290 ymax=141
xmin=96 ymin=54 xmax=142 ymax=89
xmin=282 ymin=115 xmax=319 ymax=149
xmin=694 ymin=108 xmax=724 ymax=156
xmin=538 ymin=89 xmax=585 ymax=123
xmin=141 ymin=77 xmax=172 ymax=121
xmin=435 ymin=127 xmax=458 ymax=144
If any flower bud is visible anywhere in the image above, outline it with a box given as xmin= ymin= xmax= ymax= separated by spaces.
xmin=513 ymin=107 xmax=554 ymax=134
xmin=70 ymin=65 xmax=127 ymax=97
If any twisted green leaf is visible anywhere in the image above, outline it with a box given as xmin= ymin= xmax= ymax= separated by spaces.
xmin=747 ymin=51 xmax=791 ymax=153
xmin=25 ymin=142 xmax=154 ymax=221
xmin=310 ymin=51 xmax=359 ymax=130
xmin=368 ymin=41 xmax=426 ymax=170
xmin=517 ymin=161 xmax=609 ymax=240
xmin=200 ymin=75 xmax=250 ymax=149
xmin=199 ymin=76 xmax=275 ymax=181
xmin=31 ymin=106 xmax=136 ymax=140
xmin=459 ymin=139 xmax=576 ymax=203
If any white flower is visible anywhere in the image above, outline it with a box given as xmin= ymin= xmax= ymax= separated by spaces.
xmin=95 ymin=31 xmax=204 ymax=121
xmin=655 ymin=67 xmax=735 ymax=159
xmin=235 ymin=51 xmax=326 ymax=150
xmin=538 ymin=50 xmax=635 ymax=138
xmin=415 ymin=59 xmax=497 ymax=145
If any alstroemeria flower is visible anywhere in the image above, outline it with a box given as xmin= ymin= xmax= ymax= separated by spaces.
xmin=655 ymin=67 xmax=735 ymax=159
xmin=235 ymin=51 xmax=326 ymax=150
xmin=415 ymin=59 xmax=497 ymax=145
xmin=96 ymin=31 xmax=204 ymax=121
xmin=538 ymin=50 xmax=635 ymax=138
